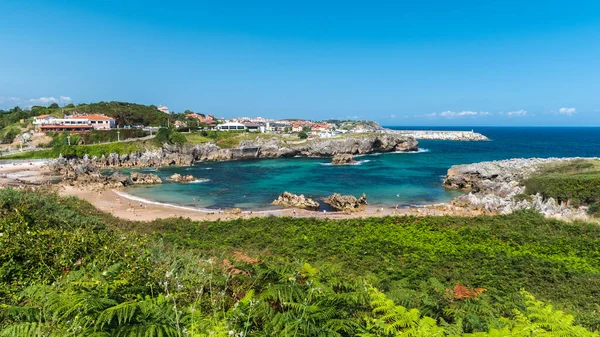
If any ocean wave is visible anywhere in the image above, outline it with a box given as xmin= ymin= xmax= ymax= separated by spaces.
xmin=190 ymin=178 xmax=210 ymax=183
xmin=393 ymin=148 xmax=430 ymax=154
xmin=112 ymin=190 xmax=290 ymax=214
xmin=112 ymin=190 xmax=216 ymax=213
xmin=320 ymin=159 xmax=372 ymax=166
xmin=355 ymin=153 xmax=382 ymax=158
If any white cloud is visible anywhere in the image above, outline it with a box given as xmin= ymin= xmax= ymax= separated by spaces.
xmin=389 ymin=114 xmax=396 ymax=119
xmin=558 ymin=107 xmax=576 ymax=116
xmin=59 ymin=96 xmax=72 ymax=103
xmin=29 ymin=96 xmax=58 ymax=104
xmin=506 ymin=109 xmax=527 ymax=117
xmin=426 ymin=110 xmax=490 ymax=118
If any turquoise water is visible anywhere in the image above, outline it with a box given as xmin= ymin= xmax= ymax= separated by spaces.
xmin=123 ymin=127 xmax=600 ymax=210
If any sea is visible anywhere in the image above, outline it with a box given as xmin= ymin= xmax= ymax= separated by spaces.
xmin=122 ymin=127 xmax=600 ymax=210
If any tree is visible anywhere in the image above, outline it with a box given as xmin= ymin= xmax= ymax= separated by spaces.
xmin=49 ymin=103 xmax=59 ymax=109
xmin=298 ymin=130 xmax=308 ymax=139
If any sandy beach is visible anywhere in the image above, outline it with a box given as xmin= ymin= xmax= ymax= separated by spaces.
xmin=57 ymin=185 xmax=425 ymax=221
xmin=1 ymin=160 xmax=478 ymax=221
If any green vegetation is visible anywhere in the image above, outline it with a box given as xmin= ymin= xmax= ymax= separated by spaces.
xmin=61 ymin=101 xmax=173 ymax=127
xmin=154 ymin=127 xmax=188 ymax=146
xmin=2 ymin=140 xmax=153 ymax=159
xmin=1 ymin=189 xmax=599 ymax=336
xmin=0 ymin=126 xmax=20 ymax=144
xmin=298 ymin=130 xmax=308 ymax=139
xmin=523 ymin=159 xmax=600 ymax=208
xmin=185 ymin=131 xmax=300 ymax=148
xmin=0 ymin=101 xmax=185 ymax=130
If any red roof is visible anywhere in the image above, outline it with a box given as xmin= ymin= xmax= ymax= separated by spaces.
xmin=71 ymin=115 xmax=115 ymax=121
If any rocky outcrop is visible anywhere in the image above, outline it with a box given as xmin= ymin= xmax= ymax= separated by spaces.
xmin=130 ymin=172 xmax=162 ymax=184
xmin=272 ymin=192 xmax=320 ymax=210
xmin=331 ymin=154 xmax=356 ymax=165
xmin=48 ymin=134 xmax=418 ymax=170
xmin=59 ymin=162 xmax=129 ymax=190
xmin=443 ymin=158 xmax=597 ymax=218
xmin=167 ymin=173 xmax=197 ymax=183
xmin=323 ymin=193 xmax=368 ymax=212
xmin=301 ymin=134 xmax=417 ymax=157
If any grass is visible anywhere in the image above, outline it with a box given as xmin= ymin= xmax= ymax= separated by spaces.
xmin=1 ymin=140 xmax=156 ymax=159
xmin=185 ymin=131 xmax=300 ymax=148
xmin=523 ymin=159 xmax=600 ymax=207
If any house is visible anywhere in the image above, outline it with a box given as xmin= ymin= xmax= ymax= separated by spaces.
xmin=243 ymin=122 xmax=261 ymax=132
xmin=266 ymin=122 xmax=290 ymax=133
xmin=33 ymin=114 xmax=58 ymax=131
xmin=68 ymin=115 xmax=116 ymax=130
xmin=185 ymin=113 xmax=217 ymax=128
xmin=39 ymin=118 xmax=93 ymax=133
xmin=311 ymin=123 xmax=330 ymax=132
xmin=217 ymin=122 xmax=246 ymax=131
xmin=157 ymin=105 xmax=170 ymax=114
xmin=173 ymin=120 xmax=187 ymax=128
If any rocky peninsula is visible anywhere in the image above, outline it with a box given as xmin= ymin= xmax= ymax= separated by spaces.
xmin=443 ymin=157 xmax=598 ymax=218
xmin=48 ymin=134 xmax=418 ymax=169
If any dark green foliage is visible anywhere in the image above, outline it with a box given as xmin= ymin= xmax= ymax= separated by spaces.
xmin=148 ymin=211 xmax=600 ymax=329
xmin=0 ymin=127 xmax=19 ymax=144
xmin=298 ymin=130 xmax=308 ymax=139
xmin=72 ymin=101 xmax=171 ymax=126
xmin=154 ymin=127 xmax=188 ymax=146
xmin=523 ymin=159 xmax=600 ymax=207
xmin=2 ymin=141 xmax=150 ymax=159
xmin=1 ymin=189 xmax=599 ymax=335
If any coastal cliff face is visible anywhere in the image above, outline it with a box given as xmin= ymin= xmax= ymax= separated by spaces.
xmin=443 ymin=158 xmax=594 ymax=218
xmin=49 ymin=134 xmax=418 ymax=169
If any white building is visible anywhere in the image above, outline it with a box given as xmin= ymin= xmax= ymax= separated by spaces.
xmin=33 ymin=114 xmax=116 ymax=133
xmin=68 ymin=115 xmax=116 ymax=130
xmin=157 ymin=105 xmax=170 ymax=114
xmin=217 ymin=122 xmax=246 ymax=131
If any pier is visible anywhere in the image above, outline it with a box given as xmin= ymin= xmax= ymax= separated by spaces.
xmin=385 ymin=129 xmax=489 ymax=141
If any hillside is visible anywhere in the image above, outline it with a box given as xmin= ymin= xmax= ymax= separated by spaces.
xmin=0 ymin=101 xmax=176 ymax=131
xmin=1 ymin=188 xmax=599 ymax=336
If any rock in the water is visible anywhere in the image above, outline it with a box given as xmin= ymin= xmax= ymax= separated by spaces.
xmin=167 ymin=173 xmax=197 ymax=183
xmin=272 ymin=192 xmax=320 ymax=210
xmin=331 ymin=154 xmax=356 ymax=165
xmin=323 ymin=193 xmax=367 ymax=211
xmin=130 ymin=171 xmax=162 ymax=184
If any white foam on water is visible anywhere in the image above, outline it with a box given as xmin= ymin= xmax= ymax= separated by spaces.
xmin=189 ymin=178 xmax=210 ymax=183
xmin=392 ymin=148 xmax=430 ymax=154
xmin=319 ymin=159 xmax=372 ymax=166
xmin=113 ymin=190 xmax=291 ymax=214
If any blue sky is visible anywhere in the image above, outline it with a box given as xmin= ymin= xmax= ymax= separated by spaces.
xmin=1 ymin=0 xmax=599 ymax=126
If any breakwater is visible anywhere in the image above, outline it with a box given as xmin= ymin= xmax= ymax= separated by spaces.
xmin=385 ymin=129 xmax=489 ymax=141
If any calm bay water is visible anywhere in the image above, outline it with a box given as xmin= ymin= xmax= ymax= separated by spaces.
xmin=123 ymin=127 xmax=600 ymax=210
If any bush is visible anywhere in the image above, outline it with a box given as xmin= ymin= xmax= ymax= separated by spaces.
xmin=298 ymin=130 xmax=308 ymax=139
xmin=153 ymin=127 xmax=188 ymax=146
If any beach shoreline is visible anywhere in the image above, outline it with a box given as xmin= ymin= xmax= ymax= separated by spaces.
xmin=1 ymin=159 xmax=482 ymax=221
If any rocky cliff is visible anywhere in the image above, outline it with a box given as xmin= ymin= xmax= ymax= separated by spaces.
xmin=48 ymin=134 xmax=418 ymax=169
xmin=443 ymin=157 xmax=597 ymax=218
